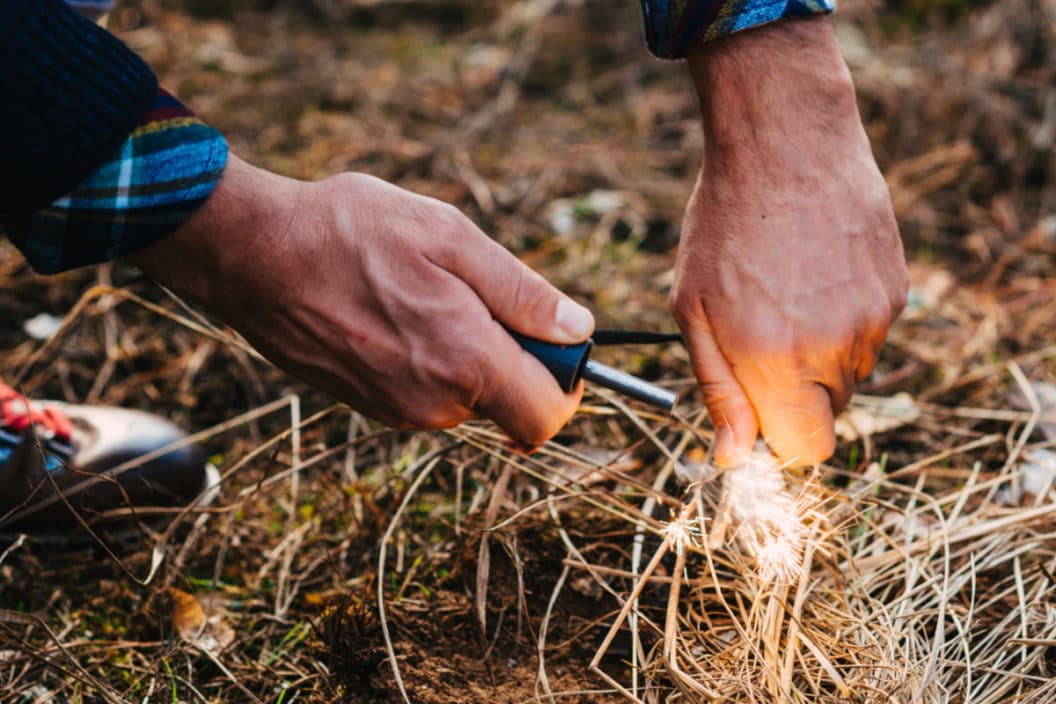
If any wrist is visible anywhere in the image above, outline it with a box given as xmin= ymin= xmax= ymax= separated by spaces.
xmin=129 ymin=155 xmax=301 ymax=314
xmin=687 ymin=16 xmax=860 ymax=160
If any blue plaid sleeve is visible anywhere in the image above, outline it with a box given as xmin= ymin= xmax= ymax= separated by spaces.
xmin=3 ymin=89 xmax=228 ymax=274
xmin=64 ymin=0 xmax=113 ymax=20
xmin=641 ymin=0 xmax=836 ymax=59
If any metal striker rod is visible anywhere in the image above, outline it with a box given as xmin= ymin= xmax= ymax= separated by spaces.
xmin=581 ymin=359 xmax=678 ymax=412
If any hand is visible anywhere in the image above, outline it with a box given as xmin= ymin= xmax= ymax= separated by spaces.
xmin=131 ymin=155 xmax=594 ymax=446
xmin=672 ymin=17 xmax=908 ymax=468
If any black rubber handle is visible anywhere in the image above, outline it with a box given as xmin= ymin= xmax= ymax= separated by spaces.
xmin=506 ymin=331 xmax=592 ymax=393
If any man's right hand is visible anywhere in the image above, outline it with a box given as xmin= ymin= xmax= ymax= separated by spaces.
xmin=130 ymin=155 xmax=594 ymax=447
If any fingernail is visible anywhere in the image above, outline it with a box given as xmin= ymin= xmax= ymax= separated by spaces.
xmin=555 ymin=299 xmax=593 ymax=341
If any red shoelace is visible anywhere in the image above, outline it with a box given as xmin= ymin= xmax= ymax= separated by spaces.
xmin=0 ymin=381 xmax=73 ymax=442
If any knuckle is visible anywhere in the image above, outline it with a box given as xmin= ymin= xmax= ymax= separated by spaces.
xmin=435 ymin=202 xmax=470 ymax=235
xmin=829 ymin=382 xmax=855 ymax=414
xmin=669 ymin=278 xmax=691 ymax=311
xmin=670 ymin=289 xmax=703 ymax=328
xmin=856 ymin=351 xmax=879 ymax=383
xmin=890 ymin=274 xmax=910 ymax=317
xmin=421 ymin=331 xmax=491 ymax=410
xmin=327 ymin=171 xmax=371 ymax=193
xmin=698 ymin=380 xmax=747 ymax=411
xmin=505 ymin=264 xmax=531 ymax=315
xmin=808 ymin=309 xmax=860 ymax=356
xmin=670 ymin=297 xmax=690 ymax=327
xmin=494 ymin=259 xmax=553 ymax=325
xmin=418 ymin=202 xmax=471 ymax=259
xmin=324 ymin=171 xmax=354 ymax=188
xmin=438 ymin=200 xmax=465 ymax=220
xmin=865 ymin=297 xmax=894 ymax=334
xmin=451 ymin=348 xmax=491 ymax=407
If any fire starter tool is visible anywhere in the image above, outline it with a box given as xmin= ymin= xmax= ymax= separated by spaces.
xmin=509 ymin=329 xmax=681 ymax=412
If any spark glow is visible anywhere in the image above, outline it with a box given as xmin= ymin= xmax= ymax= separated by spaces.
xmin=662 ymin=507 xmax=701 ymax=556
xmin=715 ymin=450 xmax=812 ymax=582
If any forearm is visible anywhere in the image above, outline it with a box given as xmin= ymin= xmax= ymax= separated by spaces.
xmin=687 ymin=16 xmax=863 ymax=167
xmin=128 ymin=154 xmax=298 ymax=317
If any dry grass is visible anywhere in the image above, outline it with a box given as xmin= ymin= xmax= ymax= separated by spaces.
xmin=3 ymin=279 xmax=1055 ymax=701
xmin=1 ymin=0 xmax=1055 ymax=701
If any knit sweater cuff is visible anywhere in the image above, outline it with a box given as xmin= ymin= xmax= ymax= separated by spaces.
xmin=0 ymin=0 xmax=158 ymax=215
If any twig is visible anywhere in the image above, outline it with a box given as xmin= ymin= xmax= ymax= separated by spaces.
xmin=377 ymin=447 xmax=449 ymax=704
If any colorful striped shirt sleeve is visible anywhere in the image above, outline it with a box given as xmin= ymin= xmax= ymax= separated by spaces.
xmin=63 ymin=0 xmax=112 ymax=20
xmin=640 ymin=0 xmax=836 ymax=59
xmin=3 ymin=89 xmax=228 ymax=274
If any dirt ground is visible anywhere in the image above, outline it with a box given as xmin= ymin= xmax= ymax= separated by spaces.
xmin=1 ymin=0 xmax=1055 ymax=702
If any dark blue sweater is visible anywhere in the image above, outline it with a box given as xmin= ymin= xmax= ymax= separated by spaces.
xmin=0 ymin=0 xmax=157 ymax=216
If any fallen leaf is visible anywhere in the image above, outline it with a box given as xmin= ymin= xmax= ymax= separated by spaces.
xmin=167 ymin=587 xmax=235 ymax=653
xmin=23 ymin=313 xmax=62 ymax=340
xmin=1009 ymin=381 xmax=1056 ymax=442
xmin=836 ymin=393 xmax=921 ymax=442
xmin=169 ymin=587 xmax=206 ymax=638
xmin=570 ymin=576 xmax=602 ymax=598
xmin=1022 ymin=449 xmax=1056 ymax=498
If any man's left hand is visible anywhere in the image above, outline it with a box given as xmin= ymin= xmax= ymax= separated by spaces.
xmin=672 ymin=17 xmax=908 ymax=468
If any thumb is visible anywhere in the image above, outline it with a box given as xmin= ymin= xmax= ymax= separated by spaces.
xmin=678 ymin=312 xmax=759 ymax=468
xmin=751 ymin=381 xmax=836 ymax=469
xmin=443 ymin=228 xmax=594 ymax=344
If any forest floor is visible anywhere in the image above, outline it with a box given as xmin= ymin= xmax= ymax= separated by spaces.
xmin=2 ymin=0 xmax=1055 ymax=701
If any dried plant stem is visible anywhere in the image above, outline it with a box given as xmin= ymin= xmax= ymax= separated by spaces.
xmin=377 ymin=449 xmax=448 ymax=704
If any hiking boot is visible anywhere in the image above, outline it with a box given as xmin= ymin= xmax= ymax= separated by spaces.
xmin=0 ymin=381 xmax=219 ymax=531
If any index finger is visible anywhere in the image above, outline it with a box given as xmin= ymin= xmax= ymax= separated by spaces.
xmin=472 ymin=322 xmax=584 ymax=448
